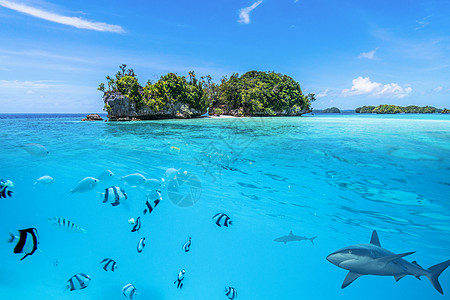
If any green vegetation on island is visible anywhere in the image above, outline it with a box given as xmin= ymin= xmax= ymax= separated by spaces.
xmin=99 ymin=65 xmax=314 ymax=120
xmin=355 ymin=104 xmax=445 ymax=114
xmin=322 ymin=107 xmax=341 ymax=113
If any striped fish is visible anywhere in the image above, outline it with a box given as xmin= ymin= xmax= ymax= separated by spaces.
xmin=0 ymin=179 xmax=13 ymax=199
xmin=225 ymin=286 xmax=238 ymax=299
xmin=103 ymin=186 xmax=127 ymax=206
xmin=182 ymin=237 xmax=192 ymax=252
xmin=131 ymin=216 xmax=141 ymax=233
xmin=212 ymin=213 xmax=233 ymax=227
xmin=48 ymin=217 xmax=86 ymax=233
xmin=123 ymin=283 xmax=138 ymax=299
xmin=67 ymin=273 xmax=91 ymax=291
xmin=143 ymin=190 xmax=162 ymax=215
xmin=137 ymin=237 xmax=146 ymax=253
xmin=174 ymin=269 xmax=185 ymax=289
xmin=8 ymin=228 xmax=39 ymax=260
xmin=100 ymin=258 xmax=117 ymax=272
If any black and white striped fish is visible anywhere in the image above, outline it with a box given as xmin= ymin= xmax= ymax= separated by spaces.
xmin=123 ymin=283 xmax=138 ymax=299
xmin=137 ymin=237 xmax=146 ymax=253
xmin=0 ymin=179 xmax=13 ymax=199
xmin=67 ymin=273 xmax=91 ymax=291
xmin=225 ymin=286 xmax=238 ymax=299
xmin=212 ymin=213 xmax=233 ymax=227
xmin=8 ymin=228 xmax=39 ymax=260
xmin=143 ymin=191 xmax=161 ymax=215
xmin=102 ymin=186 xmax=127 ymax=206
xmin=174 ymin=269 xmax=185 ymax=289
xmin=48 ymin=217 xmax=86 ymax=233
xmin=182 ymin=237 xmax=192 ymax=252
xmin=100 ymin=258 xmax=117 ymax=272
xmin=131 ymin=216 xmax=141 ymax=233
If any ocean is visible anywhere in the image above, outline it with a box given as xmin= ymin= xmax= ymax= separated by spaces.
xmin=0 ymin=113 xmax=449 ymax=299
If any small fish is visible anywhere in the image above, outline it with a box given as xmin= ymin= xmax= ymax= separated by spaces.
xmin=131 ymin=216 xmax=141 ymax=233
xmin=164 ymin=168 xmax=180 ymax=180
xmin=170 ymin=146 xmax=180 ymax=153
xmin=48 ymin=217 xmax=86 ymax=233
xmin=143 ymin=199 xmax=160 ymax=215
xmin=67 ymin=273 xmax=91 ymax=291
xmin=174 ymin=269 xmax=185 ymax=289
xmin=8 ymin=228 xmax=39 ymax=260
xmin=102 ymin=186 xmax=127 ymax=206
xmin=97 ymin=170 xmax=115 ymax=181
xmin=100 ymin=258 xmax=117 ymax=272
xmin=120 ymin=173 xmax=147 ymax=186
xmin=71 ymin=177 xmax=99 ymax=193
xmin=225 ymin=286 xmax=238 ymax=299
xmin=182 ymin=237 xmax=192 ymax=253
xmin=53 ymin=259 xmax=59 ymax=267
xmin=142 ymin=178 xmax=162 ymax=190
xmin=0 ymin=179 xmax=13 ymax=199
xmin=23 ymin=143 xmax=49 ymax=157
xmin=137 ymin=237 xmax=146 ymax=253
xmin=123 ymin=283 xmax=138 ymax=299
xmin=213 ymin=213 xmax=233 ymax=227
xmin=35 ymin=175 xmax=54 ymax=185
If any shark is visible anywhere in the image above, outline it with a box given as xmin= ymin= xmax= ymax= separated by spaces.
xmin=326 ymin=230 xmax=450 ymax=294
xmin=273 ymin=231 xmax=317 ymax=244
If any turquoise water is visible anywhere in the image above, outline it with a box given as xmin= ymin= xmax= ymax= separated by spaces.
xmin=1 ymin=113 xmax=449 ymax=299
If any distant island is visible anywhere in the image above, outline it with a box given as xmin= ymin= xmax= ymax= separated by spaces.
xmin=99 ymin=65 xmax=315 ymax=121
xmin=355 ymin=105 xmax=449 ymax=114
xmin=321 ymin=107 xmax=341 ymax=113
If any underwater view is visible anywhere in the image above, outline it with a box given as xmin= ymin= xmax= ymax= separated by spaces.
xmin=1 ymin=113 xmax=449 ymax=299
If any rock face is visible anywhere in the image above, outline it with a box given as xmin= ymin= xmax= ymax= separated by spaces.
xmin=210 ymin=105 xmax=311 ymax=117
xmin=82 ymin=114 xmax=103 ymax=121
xmin=104 ymin=92 xmax=203 ymax=121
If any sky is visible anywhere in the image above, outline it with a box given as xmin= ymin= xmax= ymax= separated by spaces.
xmin=0 ymin=0 xmax=449 ymax=112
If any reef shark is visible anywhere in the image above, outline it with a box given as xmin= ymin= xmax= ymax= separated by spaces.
xmin=326 ymin=230 xmax=450 ymax=294
xmin=273 ymin=231 xmax=317 ymax=244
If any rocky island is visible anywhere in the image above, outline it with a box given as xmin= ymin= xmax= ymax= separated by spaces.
xmin=99 ymin=65 xmax=315 ymax=121
xmin=355 ymin=105 xmax=448 ymax=114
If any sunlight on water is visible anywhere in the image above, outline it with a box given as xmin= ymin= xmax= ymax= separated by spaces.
xmin=0 ymin=114 xmax=449 ymax=299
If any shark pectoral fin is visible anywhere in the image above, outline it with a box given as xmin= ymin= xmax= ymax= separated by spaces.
xmin=342 ymin=272 xmax=363 ymax=289
xmin=394 ymin=274 xmax=407 ymax=282
xmin=370 ymin=230 xmax=381 ymax=247
xmin=376 ymin=251 xmax=416 ymax=264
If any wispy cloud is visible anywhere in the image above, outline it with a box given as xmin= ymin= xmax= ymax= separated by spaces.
xmin=0 ymin=0 xmax=125 ymax=33
xmin=316 ymin=88 xmax=329 ymax=98
xmin=358 ymin=48 xmax=378 ymax=60
xmin=238 ymin=0 xmax=263 ymax=24
xmin=0 ymin=79 xmax=62 ymax=89
xmin=416 ymin=15 xmax=432 ymax=30
xmin=342 ymin=76 xmax=412 ymax=98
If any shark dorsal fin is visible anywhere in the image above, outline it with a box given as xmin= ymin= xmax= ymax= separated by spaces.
xmin=376 ymin=251 xmax=416 ymax=264
xmin=370 ymin=230 xmax=381 ymax=247
xmin=289 ymin=231 xmax=293 ymax=236
xmin=412 ymin=260 xmax=422 ymax=268
xmin=341 ymin=272 xmax=363 ymax=289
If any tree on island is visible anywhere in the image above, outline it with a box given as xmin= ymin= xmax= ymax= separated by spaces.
xmin=355 ymin=104 xmax=442 ymax=114
xmin=322 ymin=107 xmax=341 ymax=113
xmin=99 ymin=65 xmax=314 ymax=119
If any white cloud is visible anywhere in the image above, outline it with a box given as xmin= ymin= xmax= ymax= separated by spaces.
xmin=433 ymin=85 xmax=443 ymax=92
xmin=358 ymin=48 xmax=378 ymax=60
xmin=238 ymin=0 xmax=263 ymax=24
xmin=416 ymin=15 xmax=432 ymax=30
xmin=0 ymin=0 xmax=125 ymax=33
xmin=342 ymin=76 xmax=412 ymax=98
xmin=0 ymin=79 xmax=61 ymax=89
xmin=316 ymin=88 xmax=329 ymax=98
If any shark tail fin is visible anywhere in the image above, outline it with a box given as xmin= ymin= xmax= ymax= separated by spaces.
xmin=426 ymin=259 xmax=450 ymax=294
xmin=310 ymin=236 xmax=317 ymax=245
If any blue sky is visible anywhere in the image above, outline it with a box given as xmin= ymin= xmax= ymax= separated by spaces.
xmin=0 ymin=0 xmax=449 ymax=112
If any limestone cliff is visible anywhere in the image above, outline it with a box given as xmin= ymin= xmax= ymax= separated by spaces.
xmin=104 ymin=92 xmax=203 ymax=121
